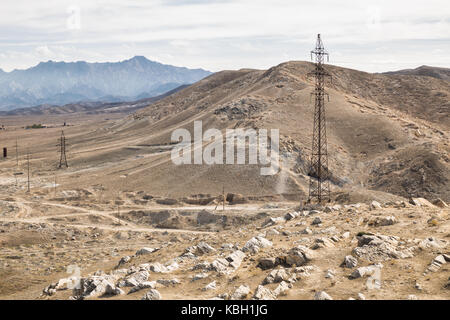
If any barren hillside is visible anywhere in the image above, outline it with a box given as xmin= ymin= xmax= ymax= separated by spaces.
xmin=0 ymin=61 xmax=449 ymax=301
xmin=1 ymin=61 xmax=448 ymax=203
xmin=61 ymin=61 xmax=450 ymax=202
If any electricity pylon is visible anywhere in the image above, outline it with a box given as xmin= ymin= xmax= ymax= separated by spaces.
xmin=307 ymin=34 xmax=331 ymax=203
xmin=58 ymin=130 xmax=68 ymax=168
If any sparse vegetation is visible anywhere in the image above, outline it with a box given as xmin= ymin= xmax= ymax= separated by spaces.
xmin=25 ymin=124 xmax=44 ymax=129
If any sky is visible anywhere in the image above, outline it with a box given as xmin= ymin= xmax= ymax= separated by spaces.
xmin=0 ymin=0 xmax=449 ymax=73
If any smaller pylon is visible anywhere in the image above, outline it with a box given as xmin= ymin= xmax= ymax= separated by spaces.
xmin=58 ymin=130 xmax=68 ymax=168
xmin=26 ymin=149 xmax=30 ymax=193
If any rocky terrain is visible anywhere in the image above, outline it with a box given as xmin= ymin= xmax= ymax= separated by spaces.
xmin=2 ymin=196 xmax=448 ymax=300
xmin=0 ymin=61 xmax=448 ymax=300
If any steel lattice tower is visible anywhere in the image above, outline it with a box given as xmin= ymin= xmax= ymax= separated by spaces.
xmin=58 ymin=130 xmax=68 ymax=168
xmin=308 ymin=34 xmax=331 ymax=203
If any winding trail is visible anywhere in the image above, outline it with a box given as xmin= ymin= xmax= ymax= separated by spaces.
xmin=0 ymin=197 xmax=212 ymax=235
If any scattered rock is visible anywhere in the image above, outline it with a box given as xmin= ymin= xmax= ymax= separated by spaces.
xmin=311 ymin=217 xmax=322 ymax=225
xmin=210 ymin=258 xmax=230 ymax=273
xmin=193 ymin=242 xmax=216 ymax=255
xmin=432 ymin=198 xmax=448 ymax=208
xmin=128 ymin=281 xmax=157 ymax=294
xmin=261 ymin=217 xmax=284 ymax=228
xmin=410 ymin=198 xmax=435 ymax=208
xmin=284 ymin=212 xmax=299 ymax=221
xmin=120 ymin=271 xmax=149 ymax=287
xmin=230 ymin=285 xmax=250 ymax=300
xmin=418 ymin=237 xmax=447 ymax=249
xmin=293 ymin=266 xmax=315 ymax=277
xmin=157 ymin=278 xmax=180 ymax=286
xmin=203 ymin=281 xmax=217 ymax=291
xmin=147 ymin=261 xmax=179 ymax=273
xmin=221 ymin=243 xmax=235 ymax=251
xmin=253 ymin=285 xmax=276 ymax=300
xmin=342 ymin=232 xmax=350 ymax=239
xmin=73 ymin=275 xmax=118 ymax=299
xmin=141 ymin=289 xmax=161 ymax=300
xmin=104 ymin=283 xmax=125 ymax=296
xmin=425 ymin=255 xmax=447 ymax=273
xmin=192 ymin=262 xmax=210 ymax=271
xmin=444 ymin=277 xmax=450 ymax=290
xmin=370 ymin=201 xmax=382 ymax=210
xmin=350 ymin=264 xmax=383 ymax=279
xmin=414 ymin=282 xmax=422 ymax=291
xmin=325 ymin=269 xmax=335 ymax=279
xmin=353 ymin=234 xmax=415 ymax=261
xmin=263 ymin=268 xmax=290 ymax=285
xmin=226 ymin=250 xmax=246 ymax=269
xmin=135 ymin=247 xmax=158 ymax=256
xmin=116 ymin=255 xmax=131 ymax=267
xmin=342 ymin=255 xmax=358 ymax=268
xmin=285 ymin=245 xmax=314 ymax=266
xmin=370 ymin=216 xmax=397 ymax=226
xmin=242 ymin=236 xmax=272 ymax=253
xmin=314 ymin=291 xmax=333 ymax=300
xmin=311 ymin=237 xmax=335 ymax=249
xmin=257 ymin=257 xmax=278 ymax=270
xmin=266 ymin=229 xmax=280 ymax=236
xmin=192 ymin=273 xmax=209 ymax=281
xmin=273 ymin=281 xmax=290 ymax=296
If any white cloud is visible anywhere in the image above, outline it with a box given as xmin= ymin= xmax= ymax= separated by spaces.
xmin=0 ymin=0 xmax=448 ymax=72
xmin=35 ymin=45 xmax=53 ymax=57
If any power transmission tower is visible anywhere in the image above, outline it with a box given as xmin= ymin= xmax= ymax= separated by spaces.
xmin=307 ymin=34 xmax=331 ymax=203
xmin=58 ymin=130 xmax=68 ymax=168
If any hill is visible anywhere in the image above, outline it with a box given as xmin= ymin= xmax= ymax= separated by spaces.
xmin=2 ymin=61 xmax=447 ymax=203
xmin=0 ymin=61 xmax=449 ymax=301
xmin=383 ymin=65 xmax=450 ymax=81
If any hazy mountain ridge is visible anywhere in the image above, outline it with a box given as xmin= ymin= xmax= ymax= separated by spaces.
xmin=0 ymin=56 xmax=211 ymax=111
xmin=382 ymin=65 xmax=450 ymax=81
xmin=0 ymin=84 xmax=190 ymax=117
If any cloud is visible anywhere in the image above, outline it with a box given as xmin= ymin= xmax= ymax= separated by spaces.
xmin=35 ymin=45 xmax=53 ymax=57
xmin=0 ymin=0 xmax=448 ymax=72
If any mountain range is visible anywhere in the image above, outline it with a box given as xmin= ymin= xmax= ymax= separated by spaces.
xmin=0 ymin=56 xmax=211 ymax=111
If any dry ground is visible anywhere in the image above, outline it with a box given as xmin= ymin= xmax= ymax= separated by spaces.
xmin=0 ymin=61 xmax=448 ymax=300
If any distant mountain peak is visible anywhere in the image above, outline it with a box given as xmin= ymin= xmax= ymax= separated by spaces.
xmin=129 ymin=55 xmax=149 ymax=62
xmin=382 ymin=65 xmax=450 ymax=81
xmin=0 ymin=57 xmax=212 ymax=111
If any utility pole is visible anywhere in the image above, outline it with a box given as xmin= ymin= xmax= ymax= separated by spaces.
xmin=222 ymin=185 xmax=225 ymax=211
xmin=58 ymin=130 xmax=68 ymax=168
xmin=54 ymin=173 xmax=57 ymax=197
xmin=27 ymin=150 xmax=30 ymax=193
xmin=307 ymin=34 xmax=331 ymax=203
xmin=15 ymin=138 xmax=18 ymax=167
